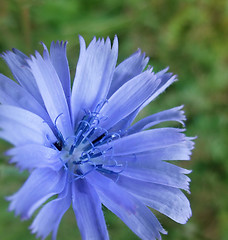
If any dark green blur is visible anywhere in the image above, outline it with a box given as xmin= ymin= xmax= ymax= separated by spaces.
xmin=0 ymin=0 xmax=227 ymax=239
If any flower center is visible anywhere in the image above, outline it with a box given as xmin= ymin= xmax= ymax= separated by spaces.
xmin=54 ymin=106 xmax=124 ymax=181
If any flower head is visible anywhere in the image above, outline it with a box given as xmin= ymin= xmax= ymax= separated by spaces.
xmin=0 ymin=36 xmax=194 ymax=240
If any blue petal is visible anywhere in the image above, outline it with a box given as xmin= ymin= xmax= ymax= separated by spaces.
xmin=71 ymin=36 xmax=118 ymax=125
xmin=138 ymin=69 xmax=177 ymax=112
xmin=101 ymin=128 xmax=191 ymax=156
xmin=30 ymin=182 xmax=71 ymax=240
xmin=127 ymin=105 xmax=186 ymax=135
xmin=0 ymin=105 xmax=56 ymax=146
xmin=28 ymin=50 xmax=73 ymax=139
xmin=113 ymin=175 xmax=192 ymax=224
xmin=107 ymin=49 xmax=149 ymax=98
xmin=1 ymin=49 xmax=43 ymax=104
xmin=140 ymin=139 xmax=194 ymax=161
xmin=7 ymin=168 xmax=66 ymax=220
xmin=72 ymin=179 xmax=109 ymax=240
xmin=87 ymin=171 xmax=166 ymax=240
xmin=98 ymin=70 xmax=160 ymax=133
xmin=0 ymin=74 xmax=54 ymax=130
xmin=109 ymin=68 xmax=177 ymax=133
xmin=6 ymin=145 xmax=62 ymax=171
xmin=104 ymin=159 xmax=191 ymax=192
xmin=109 ymin=139 xmax=195 ymax=163
xmin=48 ymin=41 xmax=71 ymax=114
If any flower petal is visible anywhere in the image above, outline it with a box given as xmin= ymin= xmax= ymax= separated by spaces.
xmin=28 ymin=50 xmax=73 ymax=139
xmin=0 ymin=105 xmax=56 ymax=146
xmin=104 ymin=158 xmax=191 ymax=192
xmin=98 ymin=70 xmax=160 ymax=133
xmin=102 ymin=128 xmax=191 ymax=156
xmin=7 ymin=168 xmax=66 ymax=220
xmin=1 ymin=49 xmax=43 ymax=104
xmin=49 ymin=41 xmax=71 ymax=113
xmin=107 ymin=49 xmax=149 ymax=98
xmin=30 ymin=182 xmax=71 ymax=240
xmin=6 ymin=145 xmax=62 ymax=171
xmin=72 ymin=179 xmax=109 ymax=240
xmin=127 ymin=105 xmax=186 ymax=135
xmin=105 ymin=69 xmax=177 ymax=134
xmin=114 ymin=175 xmax=192 ymax=224
xmin=87 ymin=171 xmax=166 ymax=240
xmin=138 ymin=69 xmax=177 ymax=112
xmin=0 ymin=74 xmax=54 ymax=129
xmin=71 ymin=36 xmax=118 ymax=125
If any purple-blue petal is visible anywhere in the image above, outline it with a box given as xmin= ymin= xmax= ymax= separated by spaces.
xmin=6 ymin=144 xmax=61 ymax=171
xmin=0 ymin=105 xmax=56 ymax=146
xmin=0 ymin=74 xmax=55 ymax=130
xmin=107 ymin=49 xmax=149 ymax=98
xmin=72 ymin=179 xmax=109 ymax=240
xmin=98 ymin=70 xmax=160 ymax=134
xmin=137 ymin=71 xmax=177 ymax=113
xmin=7 ymin=168 xmax=66 ymax=220
xmin=28 ymin=50 xmax=73 ymax=139
xmin=127 ymin=105 xmax=186 ymax=135
xmin=71 ymin=36 xmax=118 ymax=126
xmin=1 ymin=49 xmax=43 ymax=104
xmin=101 ymin=128 xmax=190 ymax=156
xmin=106 ymin=69 xmax=177 ymax=134
xmin=113 ymin=175 xmax=192 ymax=224
xmin=49 ymin=41 xmax=72 ymax=114
xmin=30 ymin=182 xmax=71 ymax=240
xmin=104 ymin=159 xmax=191 ymax=192
xmin=87 ymin=171 xmax=166 ymax=240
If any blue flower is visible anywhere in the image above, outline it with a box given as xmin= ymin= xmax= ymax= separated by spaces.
xmin=0 ymin=36 xmax=194 ymax=240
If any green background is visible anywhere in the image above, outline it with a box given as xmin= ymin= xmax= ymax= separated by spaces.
xmin=0 ymin=0 xmax=228 ymax=239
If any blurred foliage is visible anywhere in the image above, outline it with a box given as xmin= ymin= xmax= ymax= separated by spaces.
xmin=0 ymin=0 xmax=228 ymax=239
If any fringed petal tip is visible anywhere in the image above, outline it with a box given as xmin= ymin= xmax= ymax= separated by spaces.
xmin=180 ymin=136 xmax=196 ymax=161
xmin=4 ymin=149 xmax=12 ymax=157
xmin=29 ymin=225 xmax=45 ymax=240
xmin=78 ymin=35 xmax=118 ymax=51
xmin=176 ymin=105 xmax=187 ymax=126
xmin=0 ymin=50 xmax=12 ymax=59
xmin=6 ymin=195 xmax=33 ymax=221
xmin=5 ymin=195 xmax=13 ymax=203
xmin=181 ymin=207 xmax=192 ymax=225
xmin=0 ymin=52 xmax=6 ymax=59
xmin=1 ymin=49 xmax=30 ymax=70
xmin=170 ymin=74 xmax=178 ymax=83
xmin=41 ymin=40 xmax=68 ymax=50
xmin=187 ymin=136 xmax=197 ymax=149
xmin=146 ymin=65 xmax=153 ymax=72
xmin=135 ymin=49 xmax=149 ymax=67
xmin=155 ymin=67 xmax=178 ymax=85
xmin=156 ymin=66 xmax=169 ymax=75
xmin=39 ymin=42 xmax=48 ymax=53
xmin=78 ymin=34 xmax=84 ymax=43
xmin=5 ymin=195 xmax=22 ymax=217
xmin=40 ymin=40 xmax=67 ymax=56
xmin=7 ymin=156 xmax=26 ymax=172
xmin=113 ymin=34 xmax=118 ymax=48
xmin=51 ymin=40 xmax=68 ymax=48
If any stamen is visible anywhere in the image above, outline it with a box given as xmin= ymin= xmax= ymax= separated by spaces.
xmin=54 ymin=113 xmax=64 ymax=126
xmin=56 ymin=101 xmax=125 ymax=183
xmin=54 ymin=113 xmax=65 ymax=145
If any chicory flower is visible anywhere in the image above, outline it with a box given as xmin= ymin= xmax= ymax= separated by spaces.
xmin=0 ymin=36 xmax=194 ymax=240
